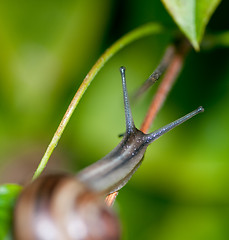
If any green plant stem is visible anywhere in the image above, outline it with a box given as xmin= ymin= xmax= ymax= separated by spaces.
xmin=202 ymin=31 xmax=229 ymax=49
xmin=32 ymin=22 xmax=164 ymax=180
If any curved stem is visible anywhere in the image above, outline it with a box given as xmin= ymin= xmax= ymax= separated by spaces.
xmin=32 ymin=23 xmax=164 ymax=180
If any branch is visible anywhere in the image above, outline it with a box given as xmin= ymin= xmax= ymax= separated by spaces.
xmin=133 ymin=44 xmax=175 ymax=100
xmin=141 ymin=38 xmax=190 ymax=133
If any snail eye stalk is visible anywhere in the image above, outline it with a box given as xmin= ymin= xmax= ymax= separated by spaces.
xmin=120 ymin=66 xmax=135 ymax=134
xmin=145 ymin=106 xmax=204 ymax=143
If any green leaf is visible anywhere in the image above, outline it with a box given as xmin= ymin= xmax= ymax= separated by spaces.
xmin=161 ymin=0 xmax=221 ymax=50
xmin=0 ymin=184 xmax=22 ymax=240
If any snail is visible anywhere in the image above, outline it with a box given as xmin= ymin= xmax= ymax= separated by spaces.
xmin=13 ymin=66 xmax=204 ymax=240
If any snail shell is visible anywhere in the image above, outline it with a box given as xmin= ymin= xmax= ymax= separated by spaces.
xmin=14 ymin=174 xmax=120 ymax=240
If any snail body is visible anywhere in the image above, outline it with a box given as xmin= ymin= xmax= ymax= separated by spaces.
xmin=77 ymin=68 xmax=204 ymax=194
xmin=14 ymin=67 xmax=204 ymax=240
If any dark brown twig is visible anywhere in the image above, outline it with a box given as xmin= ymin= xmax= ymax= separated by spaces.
xmin=133 ymin=45 xmax=176 ymax=100
xmin=141 ymin=39 xmax=190 ymax=133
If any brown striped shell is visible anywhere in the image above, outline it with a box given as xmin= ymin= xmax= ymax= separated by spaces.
xmin=13 ymin=174 xmax=120 ymax=240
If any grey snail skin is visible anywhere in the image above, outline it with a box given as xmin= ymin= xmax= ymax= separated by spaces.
xmin=14 ymin=66 xmax=204 ymax=240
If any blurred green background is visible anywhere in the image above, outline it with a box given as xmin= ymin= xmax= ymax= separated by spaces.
xmin=0 ymin=0 xmax=229 ymax=239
